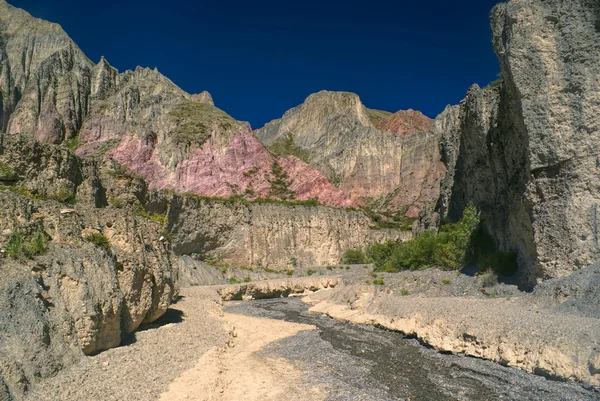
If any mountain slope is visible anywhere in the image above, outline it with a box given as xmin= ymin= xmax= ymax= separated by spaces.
xmin=0 ymin=1 xmax=350 ymax=207
xmin=255 ymin=90 xmax=443 ymax=216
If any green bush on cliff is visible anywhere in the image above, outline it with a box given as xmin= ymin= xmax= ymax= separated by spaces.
xmin=268 ymin=133 xmax=311 ymax=163
xmin=340 ymin=249 xmax=366 ymax=264
xmin=266 ymin=161 xmax=296 ymax=201
xmin=0 ymin=162 xmax=16 ymax=180
xmin=368 ymin=204 xmax=480 ymax=272
xmin=63 ymin=134 xmax=81 ymax=151
xmin=4 ymin=230 xmax=49 ymax=259
xmin=134 ymin=204 xmax=168 ymax=225
xmin=0 ymin=184 xmax=44 ymax=200
xmin=84 ymin=233 xmax=111 ymax=251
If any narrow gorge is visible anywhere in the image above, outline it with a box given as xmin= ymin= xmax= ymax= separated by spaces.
xmin=0 ymin=0 xmax=599 ymax=399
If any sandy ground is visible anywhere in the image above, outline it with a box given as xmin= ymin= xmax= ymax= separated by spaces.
xmin=23 ymin=287 xmax=325 ymax=401
xmin=158 ymin=313 xmax=324 ymax=401
xmin=24 ymin=288 xmax=229 ymax=401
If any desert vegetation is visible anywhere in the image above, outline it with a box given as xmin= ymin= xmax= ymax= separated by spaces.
xmin=3 ymin=230 xmax=49 ymax=259
xmin=341 ymin=204 xmax=518 ymax=276
xmin=267 ymin=132 xmax=311 ymax=163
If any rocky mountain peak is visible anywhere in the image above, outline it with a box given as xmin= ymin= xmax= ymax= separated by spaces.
xmin=257 ymin=90 xmax=374 ymax=148
xmin=189 ymin=91 xmax=215 ymax=106
xmin=369 ymin=108 xmax=433 ymax=137
xmin=256 ymin=90 xmax=444 ymax=216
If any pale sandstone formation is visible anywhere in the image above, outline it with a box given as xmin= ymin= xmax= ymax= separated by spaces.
xmin=160 ymin=192 xmax=410 ymax=269
xmin=255 ymin=91 xmax=444 ymax=215
xmin=216 ymin=276 xmax=342 ymax=301
xmin=304 ymin=285 xmax=600 ymax=387
xmin=434 ymin=0 xmax=600 ymax=284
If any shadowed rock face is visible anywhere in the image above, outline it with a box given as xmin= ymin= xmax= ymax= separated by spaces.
xmin=436 ymin=0 xmax=600 ymax=284
xmin=255 ymin=91 xmax=444 ymax=215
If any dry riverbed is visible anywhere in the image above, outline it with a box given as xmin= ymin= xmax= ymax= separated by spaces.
xmin=21 ymin=266 xmax=600 ymax=400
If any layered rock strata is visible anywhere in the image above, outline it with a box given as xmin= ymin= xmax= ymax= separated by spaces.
xmin=146 ymin=191 xmax=410 ymax=269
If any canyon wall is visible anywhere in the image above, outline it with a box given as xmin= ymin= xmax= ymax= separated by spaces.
xmin=0 ymin=134 xmax=176 ymax=400
xmin=437 ymin=0 xmax=600 ymax=285
xmin=145 ymin=193 xmax=410 ymax=269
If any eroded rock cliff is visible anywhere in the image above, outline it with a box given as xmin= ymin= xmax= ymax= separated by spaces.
xmin=0 ymin=134 xmax=176 ymax=400
xmin=437 ymin=0 xmax=600 ymax=284
xmin=144 ymin=191 xmax=409 ymax=269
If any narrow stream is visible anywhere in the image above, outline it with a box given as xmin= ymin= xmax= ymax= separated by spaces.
xmin=225 ymin=298 xmax=599 ymax=401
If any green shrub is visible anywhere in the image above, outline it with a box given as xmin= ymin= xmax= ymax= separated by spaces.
xmin=268 ymin=133 xmax=311 ymax=163
xmin=368 ymin=204 xmax=480 ymax=272
xmin=479 ymin=269 xmax=499 ymax=288
xmin=307 ymin=269 xmax=316 ymax=276
xmin=135 ymin=205 xmax=168 ymax=225
xmin=109 ymin=197 xmax=126 ymax=209
xmin=64 ymin=134 xmax=81 ymax=151
xmin=160 ymin=230 xmax=173 ymax=243
xmin=243 ymin=276 xmax=251 ymax=283
xmin=84 ymin=233 xmax=110 ymax=251
xmin=286 ymin=270 xmax=294 ymax=276
xmin=24 ymin=231 xmax=48 ymax=256
xmin=0 ymin=185 xmax=44 ymax=201
xmin=400 ymin=289 xmax=410 ymax=296
xmin=4 ymin=230 xmax=48 ymax=259
xmin=340 ymin=249 xmax=366 ymax=264
xmin=373 ymin=277 xmax=385 ymax=286
xmin=228 ymin=277 xmax=240 ymax=284
xmin=0 ymin=162 xmax=16 ymax=180
xmin=289 ymin=257 xmax=298 ymax=268
xmin=441 ymin=279 xmax=452 ymax=285
xmin=49 ymin=185 xmax=75 ymax=203
xmin=266 ymin=161 xmax=295 ymax=200
xmin=4 ymin=231 xmax=24 ymax=258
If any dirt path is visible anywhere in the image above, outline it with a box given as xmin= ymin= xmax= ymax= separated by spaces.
xmin=158 ymin=313 xmax=324 ymax=401
xmin=23 ymin=287 xmax=324 ymax=401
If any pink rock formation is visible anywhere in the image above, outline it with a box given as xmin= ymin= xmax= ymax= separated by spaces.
xmin=374 ymin=109 xmax=433 ymax=138
xmin=108 ymin=127 xmax=352 ymax=207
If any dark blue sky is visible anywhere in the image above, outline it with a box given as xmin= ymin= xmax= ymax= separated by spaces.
xmin=11 ymin=0 xmax=501 ymax=128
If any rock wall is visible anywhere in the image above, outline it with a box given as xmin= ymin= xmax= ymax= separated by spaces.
xmin=151 ymin=193 xmax=410 ymax=269
xmin=437 ymin=0 xmax=600 ymax=285
xmin=0 ymin=134 xmax=175 ymax=400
